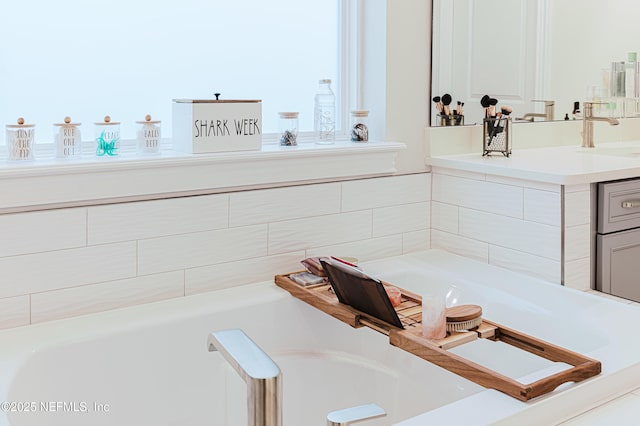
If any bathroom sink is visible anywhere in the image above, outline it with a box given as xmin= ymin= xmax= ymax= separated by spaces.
xmin=585 ymin=143 xmax=640 ymax=158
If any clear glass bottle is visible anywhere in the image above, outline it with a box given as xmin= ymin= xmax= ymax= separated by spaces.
xmin=349 ymin=110 xmax=369 ymax=142
xmin=94 ymin=115 xmax=120 ymax=157
xmin=5 ymin=117 xmax=35 ymax=161
xmin=314 ymin=79 xmax=336 ymax=144
xmin=136 ymin=114 xmax=161 ymax=155
xmin=278 ymin=112 xmax=298 ymax=146
xmin=54 ymin=116 xmax=82 ymax=158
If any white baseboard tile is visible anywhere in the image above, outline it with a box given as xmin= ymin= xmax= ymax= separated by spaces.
xmin=430 ymin=229 xmax=489 ymax=263
xmin=489 ymin=245 xmax=561 ymax=284
xmin=0 ymin=295 xmax=30 ymax=330
xmin=185 ymin=251 xmax=305 ymax=296
xmin=31 ymin=271 xmax=185 ymax=324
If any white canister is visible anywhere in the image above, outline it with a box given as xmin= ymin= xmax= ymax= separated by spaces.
xmin=5 ymin=117 xmax=35 ymax=161
xmin=54 ymin=116 xmax=82 ymax=158
xmin=136 ymin=115 xmax=161 ymax=154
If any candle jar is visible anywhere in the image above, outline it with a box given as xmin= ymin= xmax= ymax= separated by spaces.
xmin=278 ymin=112 xmax=298 ymax=146
xmin=5 ymin=117 xmax=35 ymax=161
xmin=54 ymin=116 xmax=82 ymax=158
xmin=350 ymin=110 xmax=369 ymax=142
xmin=136 ymin=114 xmax=161 ymax=155
xmin=94 ymin=115 xmax=120 ymax=157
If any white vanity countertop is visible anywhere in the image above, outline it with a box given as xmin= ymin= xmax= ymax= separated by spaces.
xmin=427 ymin=141 xmax=640 ymax=185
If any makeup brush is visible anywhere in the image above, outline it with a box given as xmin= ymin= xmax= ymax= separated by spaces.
xmin=489 ymin=105 xmax=513 ymax=146
xmin=432 ymin=96 xmax=443 ymax=114
xmin=456 ymin=101 xmax=464 ymax=116
xmin=480 ymin=95 xmax=491 ymax=118
xmin=489 ymin=98 xmax=498 ymax=117
xmin=442 ymin=93 xmax=452 ymax=116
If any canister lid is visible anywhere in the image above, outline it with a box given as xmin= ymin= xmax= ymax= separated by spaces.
xmin=94 ymin=115 xmax=120 ymax=125
xmin=136 ymin=114 xmax=161 ymax=124
xmin=172 ymin=99 xmax=261 ymax=103
xmin=350 ymin=110 xmax=369 ymax=117
xmin=53 ymin=116 xmax=81 ymax=127
xmin=6 ymin=117 xmax=35 ymax=128
xmin=278 ymin=112 xmax=299 ymax=119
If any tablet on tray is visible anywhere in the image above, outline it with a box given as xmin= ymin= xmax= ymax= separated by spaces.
xmin=320 ymin=257 xmax=404 ymax=329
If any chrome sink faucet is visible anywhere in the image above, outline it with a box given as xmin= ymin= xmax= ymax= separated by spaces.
xmin=582 ymin=102 xmax=620 ymax=148
xmin=518 ymin=100 xmax=555 ymax=121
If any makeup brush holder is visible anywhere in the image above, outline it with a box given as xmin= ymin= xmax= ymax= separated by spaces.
xmin=438 ymin=114 xmax=464 ymax=126
xmin=482 ymin=116 xmax=511 ymax=157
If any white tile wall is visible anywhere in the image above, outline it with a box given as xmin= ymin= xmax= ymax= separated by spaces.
xmin=229 ymin=183 xmax=341 ymax=226
xmin=432 ymin=173 xmax=523 ymax=218
xmin=524 ymin=188 xmax=561 ymax=226
xmin=458 ymin=208 xmax=561 ymax=260
xmin=138 ymin=225 xmax=269 ymax=275
xmin=431 ymin=169 xmax=595 ymax=289
xmin=489 ymin=245 xmax=561 ymax=283
xmin=372 ymin=202 xmax=430 ymax=237
xmin=88 ymin=195 xmax=229 ymax=245
xmin=0 ymin=296 xmax=30 ymax=329
xmin=0 ymin=173 xmax=431 ymax=329
xmin=0 ymin=208 xmax=86 ymax=257
xmin=31 ymin=271 xmax=185 ymax=324
xmin=431 ymin=229 xmax=489 ymax=263
xmin=268 ymin=211 xmax=372 ymax=255
xmin=185 ymin=252 xmax=305 ymax=295
xmin=431 ymin=168 xmax=566 ymax=285
xmin=0 ymin=243 xmax=137 ymax=298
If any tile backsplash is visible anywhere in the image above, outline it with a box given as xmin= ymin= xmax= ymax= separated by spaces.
xmin=0 ymin=173 xmax=431 ymax=329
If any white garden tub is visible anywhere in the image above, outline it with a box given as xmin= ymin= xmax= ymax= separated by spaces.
xmin=1 ymin=250 xmax=640 ymax=425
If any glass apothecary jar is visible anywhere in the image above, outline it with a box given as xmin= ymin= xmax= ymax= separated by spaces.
xmin=350 ymin=110 xmax=369 ymax=142
xmin=5 ymin=117 xmax=35 ymax=161
xmin=54 ymin=116 xmax=82 ymax=158
xmin=278 ymin=112 xmax=299 ymax=146
xmin=136 ymin=114 xmax=161 ymax=155
xmin=94 ymin=115 xmax=120 ymax=157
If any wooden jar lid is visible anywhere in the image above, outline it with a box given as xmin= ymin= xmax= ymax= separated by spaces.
xmin=445 ymin=304 xmax=482 ymax=322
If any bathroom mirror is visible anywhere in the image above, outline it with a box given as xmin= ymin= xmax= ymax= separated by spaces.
xmin=431 ymin=0 xmax=640 ymax=126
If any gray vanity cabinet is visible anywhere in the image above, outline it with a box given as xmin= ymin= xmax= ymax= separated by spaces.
xmin=596 ymin=179 xmax=640 ymax=301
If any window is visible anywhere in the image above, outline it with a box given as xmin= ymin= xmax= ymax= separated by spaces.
xmin=0 ymin=0 xmax=348 ymax=144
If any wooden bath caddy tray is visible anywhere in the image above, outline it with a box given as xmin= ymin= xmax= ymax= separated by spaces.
xmin=274 ymin=272 xmax=601 ymax=401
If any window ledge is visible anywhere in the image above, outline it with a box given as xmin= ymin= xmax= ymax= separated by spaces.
xmin=0 ymin=140 xmax=405 ymax=213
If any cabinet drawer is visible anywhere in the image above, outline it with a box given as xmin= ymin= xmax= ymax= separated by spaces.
xmin=598 ymin=179 xmax=640 ymax=234
xmin=596 ymin=228 xmax=640 ymax=301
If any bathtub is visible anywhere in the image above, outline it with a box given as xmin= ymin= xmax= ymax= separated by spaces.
xmin=1 ymin=250 xmax=640 ymax=425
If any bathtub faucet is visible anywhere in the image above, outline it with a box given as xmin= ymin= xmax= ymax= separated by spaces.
xmin=208 ymin=329 xmax=282 ymax=426
xmin=582 ymin=101 xmax=620 ymax=148
xmin=326 ymin=403 xmax=387 ymax=425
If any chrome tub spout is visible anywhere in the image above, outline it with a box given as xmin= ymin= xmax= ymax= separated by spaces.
xmin=208 ymin=329 xmax=282 ymax=426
